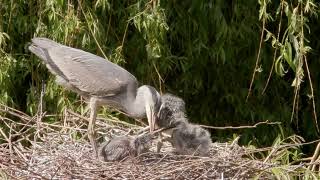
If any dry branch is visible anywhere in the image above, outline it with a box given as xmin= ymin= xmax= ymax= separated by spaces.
xmin=200 ymin=120 xmax=281 ymax=130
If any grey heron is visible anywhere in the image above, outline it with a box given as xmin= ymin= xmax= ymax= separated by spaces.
xmin=28 ymin=37 xmax=161 ymax=157
xmin=99 ymin=134 xmax=153 ymax=161
xmin=156 ymin=93 xmax=211 ymax=156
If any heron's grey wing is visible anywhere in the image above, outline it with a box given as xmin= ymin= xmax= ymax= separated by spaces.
xmin=29 ymin=38 xmax=138 ymax=96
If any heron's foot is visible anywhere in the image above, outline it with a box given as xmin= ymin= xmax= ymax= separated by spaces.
xmin=88 ymin=132 xmax=98 ymax=158
xmin=91 ymin=140 xmax=99 ymax=158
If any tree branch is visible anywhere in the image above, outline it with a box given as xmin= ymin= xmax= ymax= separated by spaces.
xmin=200 ymin=120 xmax=281 ymax=130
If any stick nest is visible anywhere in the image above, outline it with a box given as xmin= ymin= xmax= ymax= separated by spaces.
xmin=0 ymin=106 xmax=304 ymax=179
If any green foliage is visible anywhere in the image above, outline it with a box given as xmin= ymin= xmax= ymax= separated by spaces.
xmin=0 ymin=0 xmax=320 ymax=151
xmin=130 ymin=0 xmax=169 ymax=59
xmin=261 ymin=0 xmax=320 ymax=143
xmin=250 ymin=135 xmax=319 ymax=179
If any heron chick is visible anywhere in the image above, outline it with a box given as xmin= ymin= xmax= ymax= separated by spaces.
xmin=99 ymin=133 xmax=153 ymax=161
xmin=170 ymin=122 xmax=212 ymax=156
xmin=156 ymin=93 xmax=212 ymax=156
xmin=155 ymin=93 xmax=188 ymax=152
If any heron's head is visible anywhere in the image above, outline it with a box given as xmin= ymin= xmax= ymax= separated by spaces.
xmin=139 ymin=85 xmax=161 ymax=132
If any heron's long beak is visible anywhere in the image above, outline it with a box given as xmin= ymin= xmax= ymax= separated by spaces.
xmin=146 ymin=105 xmax=156 ymax=132
xmin=157 ymin=103 xmax=165 ymax=118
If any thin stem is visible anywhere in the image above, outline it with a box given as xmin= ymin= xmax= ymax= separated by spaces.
xmin=246 ymin=18 xmax=265 ymax=102
xmin=262 ymin=0 xmax=284 ymax=95
xmin=152 ymin=62 xmax=164 ymax=94
xmin=121 ymin=22 xmax=129 ymax=49
xmin=78 ymin=0 xmax=108 ymax=59
xmin=304 ymin=55 xmax=319 ymax=133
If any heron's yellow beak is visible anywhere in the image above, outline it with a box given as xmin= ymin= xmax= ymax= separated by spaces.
xmin=146 ymin=105 xmax=156 ymax=132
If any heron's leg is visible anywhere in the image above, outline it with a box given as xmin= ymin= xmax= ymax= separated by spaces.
xmin=156 ymin=141 xmax=163 ymax=153
xmin=156 ymin=133 xmax=165 ymax=153
xmin=88 ymin=97 xmax=98 ymax=158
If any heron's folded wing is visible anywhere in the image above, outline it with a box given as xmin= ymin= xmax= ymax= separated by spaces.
xmin=43 ymin=46 xmax=138 ymax=96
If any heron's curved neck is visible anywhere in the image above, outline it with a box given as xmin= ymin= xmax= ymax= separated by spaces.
xmin=124 ymin=85 xmax=149 ymax=119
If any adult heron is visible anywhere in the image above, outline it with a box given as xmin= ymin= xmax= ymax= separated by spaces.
xmin=28 ymin=37 xmax=161 ymax=157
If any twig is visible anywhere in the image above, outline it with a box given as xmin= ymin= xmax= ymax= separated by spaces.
xmin=0 ymin=103 xmax=31 ymax=122
xmin=303 ymin=55 xmax=319 ymax=133
xmin=309 ymin=142 xmax=320 ymax=171
xmin=290 ymin=82 xmax=300 ymax=124
xmin=77 ymin=0 xmax=108 ymax=59
xmin=36 ymin=80 xmax=46 ymax=131
xmin=0 ymin=128 xmax=10 ymax=145
xmin=262 ymin=0 xmax=284 ymax=95
xmin=121 ymin=22 xmax=129 ymax=49
xmin=8 ymin=123 xmax=13 ymax=163
xmin=263 ymin=145 xmax=278 ymax=163
xmin=246 ymin=15 xmax=266 ymax=102
xmin=200 ymin=120 xmax=281 ymax=130
xmin=152 ymin=61 xmax=164 ymax=94
xmin=12 ymin=145 xmax=28 ymax=162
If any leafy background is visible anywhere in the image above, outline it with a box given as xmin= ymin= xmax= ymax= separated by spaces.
xmin=0 ymin=0 xmax=320 ymax=154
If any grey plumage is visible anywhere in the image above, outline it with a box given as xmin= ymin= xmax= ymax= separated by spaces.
xmin=170 ymin=122 xmax=212 ymax=156
xmin=156 ymin=93 xmax=212 ymax=156
xmin=156 ymin=93 xmax=187 ymax=128
xmin=160 ymin=93 xmax=186 ymax=114
xmin=28 ymin=37 xmax=161 ymax=157
xmin=99 ymin=134 xmax=153 ymax=161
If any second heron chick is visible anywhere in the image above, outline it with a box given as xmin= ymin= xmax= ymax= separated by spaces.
xmin=169 ymin=122 xmax=212 ymax=156
xmin=157 ymin=93 xmax=212 ymax=156
xmin=99 ymin=133 xmax=153 ymax=161
xmin=155 ymin=93 xmax=188 ymax=152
